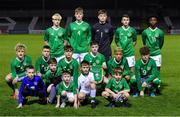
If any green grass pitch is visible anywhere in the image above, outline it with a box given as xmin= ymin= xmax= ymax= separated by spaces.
xmin=0 ymin=34 xmax=180 ymax=116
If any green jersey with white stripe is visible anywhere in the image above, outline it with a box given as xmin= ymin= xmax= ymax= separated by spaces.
xmin=66 ymin=21 xmax=91 ymax=53
xmin=115 ymin=26 xmax=137 ymax=57
xmin=142 ymin=27 xmax=164 ymax=56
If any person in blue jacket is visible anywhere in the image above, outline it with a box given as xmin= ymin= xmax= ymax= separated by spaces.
xmin=17 ymin=65 xmax=46 ymax=108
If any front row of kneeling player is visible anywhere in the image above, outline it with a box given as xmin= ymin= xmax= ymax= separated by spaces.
xmin=17 ymin=60 xmax=130 ymax=109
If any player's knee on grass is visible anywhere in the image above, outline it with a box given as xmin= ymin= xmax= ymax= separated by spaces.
xmin=130 ymin=75 xmax=136 ymax=84
xmin=153 ymin=78 xmax=161 ymax=85
xmin=47 ymin=84 xmax=53 ymax=93
xmin=78 ymin=92 xmax=86 ymax=101
xmin=5 ymin=73 xmax=12 ymax=82
xmin=90 ymin=83 xmax=96 ymax=89
xmin=102 ymin=91 xmax=109 ymax=98
xmin=61 ymin=91 xmax=67 ymax=96
xmin=124 ymin=92 xmax=130 ymax=98
xmin=68 ymin=97 xmax=74 ymax=103
xmin=103 ymin=77 xmax=109 ymax=84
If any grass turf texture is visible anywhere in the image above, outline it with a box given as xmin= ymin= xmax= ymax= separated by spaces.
xmin=0 ymin=34 xmax=180 ymax=116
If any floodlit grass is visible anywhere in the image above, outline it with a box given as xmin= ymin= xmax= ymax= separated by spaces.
xmin=0 ymin=34 xmax=180 ymax=116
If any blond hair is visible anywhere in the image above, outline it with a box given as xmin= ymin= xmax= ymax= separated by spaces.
xmin=15 ymin=43 xmax=27 ymax=51
xmin=114 ymin=47 xmax=123 ymax=54
xmin=52 ymin=13 xmax=62 ymax=20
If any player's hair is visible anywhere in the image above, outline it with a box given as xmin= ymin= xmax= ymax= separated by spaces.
xmin=64 ymin=45 xmax=73 ymax=52
xmin=113 ymin=66 xmax=123 ymax=75
xmin=26 ymin=65 xmax=34 ymax=71
xmin=114 ymin=47 xmax=123 ymax=54
xmin=90 ymin=41 xmax=99 ymax=46
xmin=15 ymin=43 xmax=27 ymax=51
xmin=62 ymin=70 xmax=71 ymax=76
xmin=139 ymin=46 xmax=150 ymax=55
xmin=75 ymin=7 xmax=83 ymax=13
xmin=122 ymin=14 xmax=130 ymax=19
xmin=43 ymin=45 xmax=50 ymax=50
xmin=48 ymin=58 xmax=57 ymax=64
xmin=52 ymin=13 xmax=62 ymax=20
xmin=98 ymin=9 xmax=107 ymax=15
xmin=80 ymin=60 xmax=90 ymax=66
xmin=148 ymin=15 xmax=158 ymax=20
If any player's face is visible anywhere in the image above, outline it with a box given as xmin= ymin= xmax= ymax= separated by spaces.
xmin=26 ymin=68 xmax=35 ymax=80
xmin=16 ymin=49 xmax=25 ymax=59
xmin=75 ymin=12 xmax=83 ymax=21
xmin=63 ymin=74 xmax=71 ymax=83
xmin=149 ymin=17 xmax=157 ymax=26
xmin=65 ymin=50 xmax=73 ymax=59
xmin=42 ymin=48 xmax=50 ymax=58
xmin=98 ymin=13 xmax=107 ymax=23
xmin=114 ymin=73 xmax=122 ymax=81
xmin=121 ymin=17 xmax=130 ymax=26
xmin=81 ymin=64 xmax=90 ymax=75
xmin=52 ymin=18 xmax=60 ymax=27
xmin=91 ymin=44 xmax=99 ymax=54
xmin=49 ymin=63 xmax=57 ymax=72
xmin=115 ymin=52 xmax=123 ymax=61
xmin=141 ymin=54 xmax=150 ymax=62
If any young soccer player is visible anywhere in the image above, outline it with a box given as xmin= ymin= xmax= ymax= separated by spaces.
xmin=141 ymin=16 xmax=164 ymax=88
xmin=17 ymin=65 xmax=46 ymax=108
xmin=107 ymin=48 xmax=131 ymax=82
xmin=35 ymin=45 xmax=51 ymax=77
xmin=135 ymin=46 xmax=160 ymax=97
xmin=5 ymin=43 xmax=32 ymax=99
xmin=44 ymin=13 xmax=66 ymax=62
xmin=92 ymin=9 xmax=114 ymax=61
xmin=44 ymin=58 xmax=62 ymax=103
xmin=77 ymin=60 xmax=96 ymax=108
xmin=84 ymin=42 xmax=107 ymax=85
xmin=56 ymin=71 xmax=78 ymax=108
xmin=115 ymin=14 xmax=137 ymax=73
xmin=58 ymin=45 xmax=79 ymax=88
xmin=66 ymin=7 xmax=91 ymax=63
xmin=102 ymin=67 xmax=130 ymax=108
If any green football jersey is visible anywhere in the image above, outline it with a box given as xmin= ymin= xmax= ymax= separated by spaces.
xmin=44 ymin=27 xmax=66 ymax=58
xmin=107 ymin=57 xmax=130 ymax=76
xmin=135 ymin=58 xmax=158 ymax=91
xmin=43 ymin=67 xmax=61 ymax=85
xmin=106 ymin=77 xmax=130 ymax=93
xmin=84 ymin=52 xmax=106 ymax=82
xmin=66 ymin=21 xmax=91 ymax=53
xmin=142 ymin=27 xmax=164 ymax=56
xmin=58 ymin=58 xmax=79 ymax=88
xmin=57 ymin=81 xmax=77 ymax=96
xmin=35 ymin=56 xmax=51 ymax=75
xmin=10 ymin=55 xmax=32 ymax=79
xmin=115 ymin=26 xmax=137 ymax=57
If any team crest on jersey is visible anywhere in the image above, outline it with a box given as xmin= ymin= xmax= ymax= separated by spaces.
xmin=147 ymin=67 xmax=151 ymax=71
xmin=155 ymin=33 xmax=159 ymax=38
xmin=127 ymin=32 xmax=132 ymax=37
xmin=34 ymin=82 xmax=38 ymax=85
xmin=69 ymin=65 xmax=73 ymax=69
xmin=104 ymin=29 xmax=109 ymax=33
xmin=96 ymin=60 xmax=100 ymax=64
xmin=96 ymin=29 xmax=100 ymax=32
xmin=58 ymin=33 xmax=63 ymax=37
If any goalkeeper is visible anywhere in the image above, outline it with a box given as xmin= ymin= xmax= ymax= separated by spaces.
xmin=102 ymin=67 xmax=130 ymax=107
